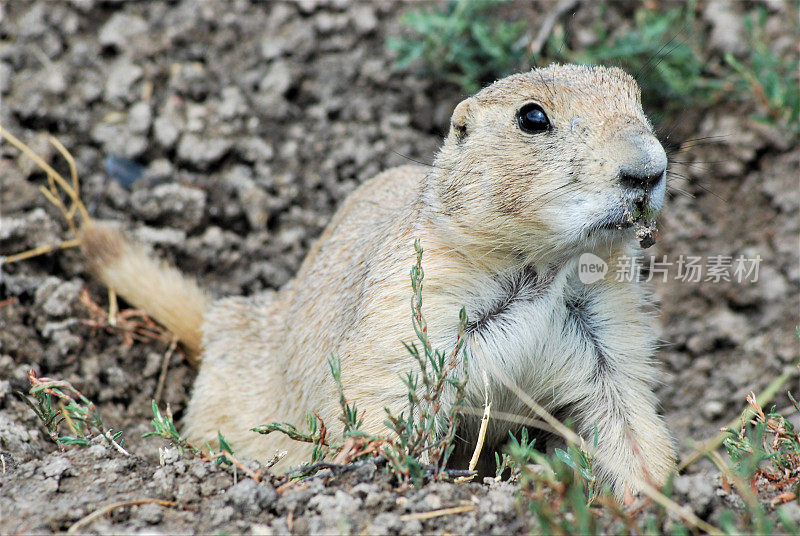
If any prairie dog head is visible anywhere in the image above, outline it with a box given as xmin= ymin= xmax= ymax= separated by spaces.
xmin=431 ymin=64 xmax=667 ymax=259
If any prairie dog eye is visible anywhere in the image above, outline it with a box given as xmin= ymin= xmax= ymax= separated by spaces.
xmin=517 ymin=103 xmax=550 ymax=134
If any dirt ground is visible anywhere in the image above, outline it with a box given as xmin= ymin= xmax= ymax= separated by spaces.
xmin=1 ymin=1 xmax=798 ymax=534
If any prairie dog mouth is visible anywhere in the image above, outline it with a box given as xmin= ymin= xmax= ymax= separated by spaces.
xmin=623 ymin=194 xmax=659 ymax=248
xmin=588 ymin=190 xmax=662 ymax=248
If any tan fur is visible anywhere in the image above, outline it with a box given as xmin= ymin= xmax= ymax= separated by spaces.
xmin=81 ymin=65 xmax=676 ymax=497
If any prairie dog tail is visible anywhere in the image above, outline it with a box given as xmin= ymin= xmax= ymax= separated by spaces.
xmin=79 ymin=222 xmax=208 ymax=363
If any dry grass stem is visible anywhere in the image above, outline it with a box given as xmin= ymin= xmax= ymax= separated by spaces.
xmin=107 ymin=289 xmax=119 ymax=326
xmin=202 ymin=451 xmax=262 ymax=482
xmin=0 ymin=126 xmax=89 ymax=224
xmin=67 ymin=499 xmax=182 ymax=534
xmin=79 ymin=288 xmax=171 ymax=346
xmin=59 ymin=399 xmax=79 ymax=436
xmin=154 ymin=337 xmax=179 ymax=405
xmin=399 ymin=504 xmax=477 ymax=521
xmin=104 ymin=430 xmax=131 ymax=456
xmin=0 ymin=129 xmax=134 ymax=335
xmin=0 ymin=130 xmax=130 ymax=332
xmin=3 ymin=238 xmax=82 ymax=264
xmin=637 ymin=480 xmax=723 ymax=535
xmin=467 ymin=369 xmax=492 ymax=474
xmin=458 ymin=406 xmax=556 ymax=436
xmin=708 ymin=449 xmax=761 ymax=512
xmin=455 ymin=368 xmax=491 ymax=482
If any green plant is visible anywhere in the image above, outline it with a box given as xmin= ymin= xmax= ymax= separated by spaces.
xmin=724 ymin=392 xmax=800 ymax=494
xmin=708 ymin=334 xmax=800 ymax=534
xmin=144 ymin=400 xmax=263 ymax=481
xmin=555 ymin=443 xmax=597 ymax=498
xmin=143 ymin=400 xmax=193 ymax=451
xmin=494 ymin=427 xmax=537 ymax=479
xmin=387 ymin=0 xmax=527 ymax=93
xmin=389 ymin=2 xmax=716 ymax=115
xmin=724 ymin=7 xmax=800 ymax=136
xmin=382 ymin=239 xmax=469 ymax=486
xmin=17 ymin=370 xmax=126 ymax=452
xmin=389 ymin=1 xmax=798 ymax=130
xmin=330 ymin=353 xmax=363 ymax=435
xmin=252 ymin=355 xmax=369 ymax=467
xmin=510 ymin=436 xmax=601 ymax=534
xmin=254 ymin=239 xmax=469 ymax=486
xmin=212 ymin=431 xmax=237 ymax=468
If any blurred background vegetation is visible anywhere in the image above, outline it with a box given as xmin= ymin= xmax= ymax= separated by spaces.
xmin=388 ymin=0 xmax=799 ymax=136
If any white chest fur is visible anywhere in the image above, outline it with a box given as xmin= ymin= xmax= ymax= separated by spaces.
xmin=453 ymin=256 xmax=657 ymax=444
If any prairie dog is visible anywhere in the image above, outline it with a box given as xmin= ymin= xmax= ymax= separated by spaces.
xmin=81 ymin=64 xmax=675 ymax=496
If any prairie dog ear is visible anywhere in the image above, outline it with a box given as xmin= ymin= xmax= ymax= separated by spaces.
xmin=449 ymin=97 xmax=474 ymax=142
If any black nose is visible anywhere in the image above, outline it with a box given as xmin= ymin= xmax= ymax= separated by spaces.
xmin=619 ymin=169 xmax=664 ymax=190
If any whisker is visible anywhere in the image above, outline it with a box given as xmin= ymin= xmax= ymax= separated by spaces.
xmin=667 ymin=187 xmax=695 ymax=199
xmin=677 ymin=134 xmax=729 ymax=144
xmin=668 ymin=160 xmax=726 ymax=166
xmin=692 ymin=182 xmax=728 ymax=202
xmin=391 ymin=150 xmax=438 ymax=169
xmin=635 ymin=28 xmax=684 ymax=81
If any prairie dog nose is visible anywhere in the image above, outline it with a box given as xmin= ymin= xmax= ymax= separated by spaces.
xmin=616 ymin=133 xmax=667 ymax=190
